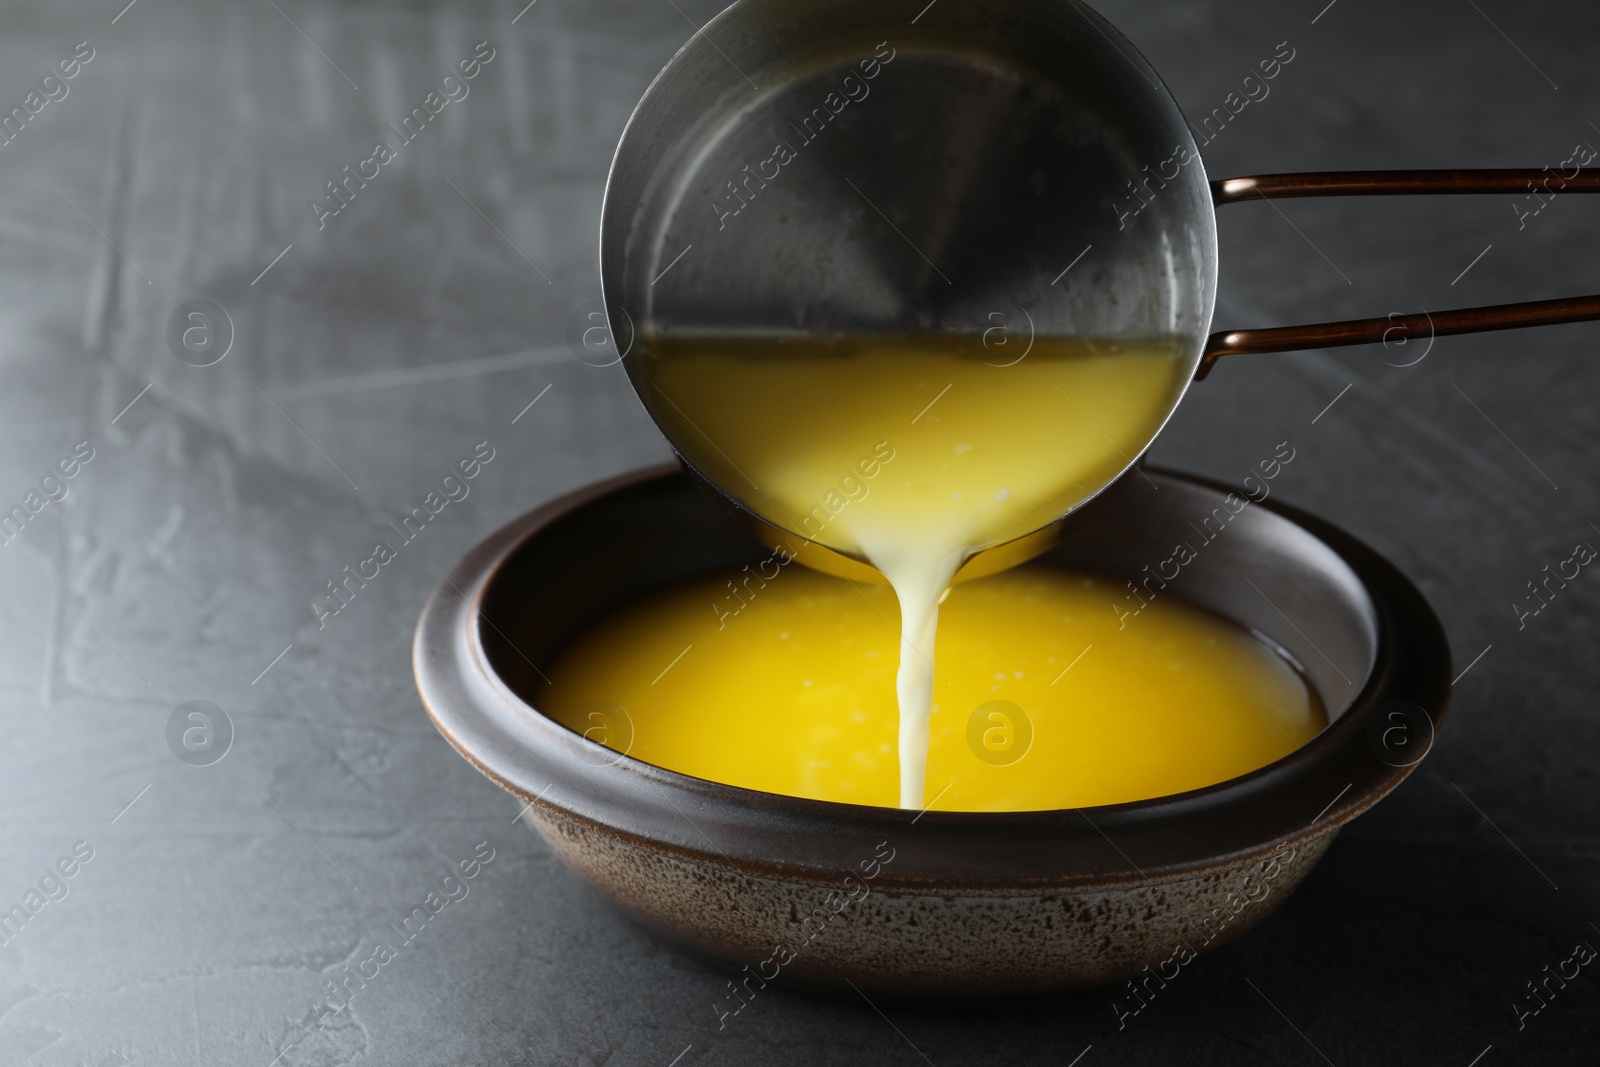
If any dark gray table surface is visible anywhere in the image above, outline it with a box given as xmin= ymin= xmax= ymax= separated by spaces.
xmin=1 ymin=0 xmax=1596 ymax=1063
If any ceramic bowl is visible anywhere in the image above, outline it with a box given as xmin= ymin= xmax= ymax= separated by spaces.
xmin=414 ymin=464 xmax=1450 ymax=998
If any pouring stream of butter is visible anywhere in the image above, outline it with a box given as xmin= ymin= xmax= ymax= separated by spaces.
xmin=639 ymin=334 xmax=1191 ymax=808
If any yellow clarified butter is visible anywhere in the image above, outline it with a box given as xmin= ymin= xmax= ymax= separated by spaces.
xmin=635 ymin=334 xmax=1197 ymax=806
xmin=543 ymin=564 xmax=1325 ymax=812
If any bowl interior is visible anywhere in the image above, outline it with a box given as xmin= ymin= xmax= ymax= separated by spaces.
xmin=479 ymin=467 xmax=1378 ymax=737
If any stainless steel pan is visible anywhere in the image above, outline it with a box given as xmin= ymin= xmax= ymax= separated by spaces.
xmin=599 ymin=0 xmax=1600 ymax=567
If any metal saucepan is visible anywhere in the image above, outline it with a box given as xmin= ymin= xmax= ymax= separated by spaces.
xmin=598 ymin=0 xmax=1600 ymax=575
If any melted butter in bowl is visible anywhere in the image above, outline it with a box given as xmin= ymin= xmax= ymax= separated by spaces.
xmin=542 ymin=563 xmax=1324 ymax=812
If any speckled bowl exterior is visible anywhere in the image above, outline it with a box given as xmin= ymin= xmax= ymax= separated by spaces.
xmin=529 ymin=802 xmax=1337 ymax=1000
xmin=414 ymin=465 xmax=1451 ymax=998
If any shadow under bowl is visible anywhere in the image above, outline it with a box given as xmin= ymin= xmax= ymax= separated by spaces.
xmin=414 ymin=464 xmax=1451 ymax=998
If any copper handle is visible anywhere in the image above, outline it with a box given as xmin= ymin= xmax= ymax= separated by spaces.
xmin=1197 ymin=169 xmax=1600 ymax=379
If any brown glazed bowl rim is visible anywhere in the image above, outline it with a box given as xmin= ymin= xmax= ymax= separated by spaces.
xmin=414 ymin=464 xmax=1452 ymax=891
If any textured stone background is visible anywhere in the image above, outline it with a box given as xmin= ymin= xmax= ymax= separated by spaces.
xmin=0 ymin=0 xmax=1595 ymax=1063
